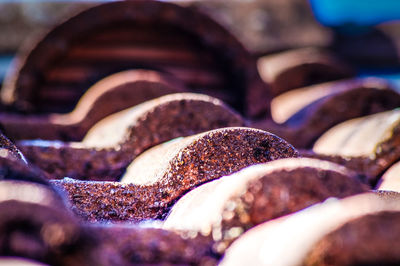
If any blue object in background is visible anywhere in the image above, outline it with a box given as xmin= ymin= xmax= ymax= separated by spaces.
xmin=309 ymin=0 xmax=400 ymax=90
xmin=309 ymin=0 xmax=400 ymax=27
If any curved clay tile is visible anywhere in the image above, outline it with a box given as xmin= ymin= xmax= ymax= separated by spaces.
xmin=253 ymin=78 xmax=400 ymax=148
xmin=51 ymin=127 xmax=298 ymax=222
xmin=2 ymin=0 xmax=269 ymax=118
xmin=19 ymin=93 xmax=245 ymax=180
xmin=305 ymin=211 xmax=400 ymax=265
xmin=305 ymin=109 xmax=400 ymax=184
xmin=0 ymin=70 xmax=186 ymax=141
xmin=257 ymin=47 xmax=354 ymax=96
xmin=220 ymin=192 xmax=400 ymax=266
xmin=164 ymin=158 xmax=368 ymax=253
xmin=271 ymin=77 xmax=395 ymax=124
xmin=0 ymin=180 xmax=90 ymax=265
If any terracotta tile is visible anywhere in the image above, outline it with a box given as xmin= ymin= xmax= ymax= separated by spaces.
xmin=221 ymin=193 xmax=400 ymax=266
xmin=165 ymin=158 xmax=368 ymax=254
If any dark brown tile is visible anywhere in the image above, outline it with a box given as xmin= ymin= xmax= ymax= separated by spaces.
xmin=165 ymin=158 xmax=368 ymax=254
xmin=52 ymin=127 xmax=297 ymax=222
xmin=258 ymin=48 xmax=354 ymax=96
xmin=220 ymin=193 xmax=400 ymax=266
xmin=253 ymin=78 xmax=400 ymax=148
xmin=0 ymin=70 xmax=186 ymax=141
xmin=304 ymin=109 xmax=400 ymax=185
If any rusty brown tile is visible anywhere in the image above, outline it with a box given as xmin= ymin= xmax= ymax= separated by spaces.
xmin=0 ymin=70 xmax=186 ymax=141
xmin=252 ymin=78 xmax=400 ymax=148
xmin=271 ymin=77 xmax=397 ymax=124
xmin=120 ymin=127 xmax=298 ymax=211
xmin=220 ymin=193 xmax=400 ymax=266
xmin=0 ymin=173 xmax=219 ymax=265
xmin=258 ymin=47 xmax=354 ymax=96
xmin=0 ymin=178 xmax=220 ymax=265
xmin=52 ymin=127 xmax=297 ymax=222
xmin=51 ymin=179 xmax=162 ymax=223
xmin=18 ymin=93 xmax=244 ymax=180
xmin=164 ymin=158 xmax=368 ymax=254
xmin=304 ymin=109 xmax=400 ymax=185
xmin=0 ymin=180 xmax=91 ymax=266
xmin=305 ymin=212 xmax=400 ymax=265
